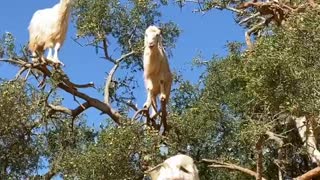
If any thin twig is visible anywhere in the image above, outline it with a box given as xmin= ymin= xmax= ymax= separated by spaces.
xmin=24 ymin=68 xmax=31 ymax=81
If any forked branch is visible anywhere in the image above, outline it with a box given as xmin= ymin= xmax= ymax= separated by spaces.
xmin=1 ymin=57 xmax=123 ymax=124
xmin=104 ymin=51 xmax=135 ymax=105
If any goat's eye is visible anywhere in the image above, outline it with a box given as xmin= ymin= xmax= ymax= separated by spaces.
xmin=180 ymin=167 xmax=190 ymax=173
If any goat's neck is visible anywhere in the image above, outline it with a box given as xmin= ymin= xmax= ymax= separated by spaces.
xmin=147 ymin=46 xmax=163 ymax=59
xmin=58 ymin=0 xmax=71 ymax=23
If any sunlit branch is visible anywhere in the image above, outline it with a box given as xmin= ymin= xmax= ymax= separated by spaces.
xmin=104 ymin=51 xmax=135 ymax=105
xmin=202 ymin=159 xmax=267 ymax=180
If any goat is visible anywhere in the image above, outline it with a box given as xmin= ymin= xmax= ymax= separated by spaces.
xmin=146 ymin=154 xmax=200 ymax=180
xmin=143 ymin=25 xmax=173 ymax=114
xmin=28 ymin=0 xmax=72 ymax=66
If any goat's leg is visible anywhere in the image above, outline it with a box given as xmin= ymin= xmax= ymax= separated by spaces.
xmin=46 ymin=48 xmax=53 ymax=60
xmin=150 ymin=95 xmax=157 ymax=117
xmin=160 ymin=80 xmax=166 ymax=102
xmin=144 ymin=89 xmax=152 ymax=109
xmin=144 ymin=79 xmax=153 ymax=109
xmin=31 ymin=51 xmax=39 ymax=63
xmin=31 ymin=50 xmax=46 ymax=64
xmin=53 ymin=43 xmax=64 ymax=66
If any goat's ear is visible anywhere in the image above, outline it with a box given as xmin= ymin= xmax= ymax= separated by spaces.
xmin=145 ymin=163 xmax=163 ymax=180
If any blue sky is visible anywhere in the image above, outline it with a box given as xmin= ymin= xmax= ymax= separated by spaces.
xmin=0 ymin=1 xmax=243 ymax=175
xmin=0 ymin=1 xmax=243 ymax=129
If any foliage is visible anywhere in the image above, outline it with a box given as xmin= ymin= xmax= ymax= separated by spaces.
xmin=1 ymin=0 xmax=320 ymax=179
xmin=72 ymin=0 xmax=180 ymax=63
xmin=168 ymin=8 xmax=320 ymax=179
xmin=0 ymin=81 xmax=42 ymax=178
xmin=0 ymin=32 xmax=16 ymax=58
xmin=61 ymin=122 xmax=164 ymax=179
xmin=0 ymin=80 xmax=96 ymax=178
xmin=72 ymin=0 xmax=180 ymax=110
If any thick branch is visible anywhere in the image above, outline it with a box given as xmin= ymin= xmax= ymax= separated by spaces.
xmin=256 ymin=135 xmax=266 ymax=180
xmin=202 ymin=159 xmax=267 ymax=180
xmin=266 ymin=131 xmax=284 ymax=180
xmin=104 ymin=51 xmax=135 ymax=105
xmin=1 ymin=58 xmax=122 ymax=124
xmin=266 ymin=131 xmax=284 ymax=147
xmin=48 ymin=102 xmax=91 ymax=118
xmin=245 ymin=17 xmax=267 ymax=50
xmin=44 ymin=170 xmax=56 ymax=180
xmin=104 ymin=63 xmax=120 ymax=105
xmin=295 ymin=116 xmax=320 ymax=164
xmin=58 ymin=82 xmax=122 ymax=124
xmin=239 ymin=12 xmax=261 ymax=24
xmin=308 ymin=0 xmax=317 ymax=8
xmin=295 ymin=167 xmax=320 ymax=180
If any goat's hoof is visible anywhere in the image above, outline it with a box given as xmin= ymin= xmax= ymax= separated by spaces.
xmin=54 ymin=61 xmax=65 ymax=68
xmin=143 ymin=102 xmax=150 ymax=109
xmin=160 ymin=94 xmax=166 ymax=102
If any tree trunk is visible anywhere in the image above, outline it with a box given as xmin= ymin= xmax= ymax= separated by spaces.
xmin=295 ymin=116 xmax=320 ymax=164
xmin=256 ymin=135 xmax=265 ymax=180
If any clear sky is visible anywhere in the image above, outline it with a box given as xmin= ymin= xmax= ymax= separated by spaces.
xmin=0 ymin=1 xmax=244 ymax=131
xmin=0 ymin=0 xmax=243 ymax=176
xmin=0 ymin=0 xmax=244 ymax=128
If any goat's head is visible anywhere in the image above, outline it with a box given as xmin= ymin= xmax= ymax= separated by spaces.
xmin=144 ymin=25 xmax=162 ymax=49
xmin=146 ymin=154 xmax=199 ymax=180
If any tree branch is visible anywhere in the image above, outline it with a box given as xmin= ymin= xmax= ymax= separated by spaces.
xmin=58 ymin=82 xmax=122 ymax=124
xmin=266 ymin=131 xmax=285 ymax=180
xmin=245 ymin=16 xmax=267 ymax=50
xmin=104 ymin=63 xmax=120 ymax=105
xmin=294 ymin=167 xmax=320 ymax=180
xmin=102 ymin=38 xmax=115 ymax=63
xmin=266 ymin=131 xmax=284 ymax=147
xmin=239 ymin=12 xmax=261 ymax=25
xmin=294 ymin=116 xmax=320 ymax=164
xmin=202 ymin=159 xmax=267 ymax=180
xmin=256 ymin=135 xmax=266 ymax=180
xmin=48 ymin=102 xmax=91 ymax=118
xmin=2 ymin=57 xmax=123 ymax=124
xmin=104 ymin=51 xmax=135 ymax=105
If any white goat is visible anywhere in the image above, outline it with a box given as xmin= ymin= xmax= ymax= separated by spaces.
xmin=146 ymin=154 xmax=200 ymax=180
xmin=143 ymin=25 xmax=173 ymax=112
xmin=28 ymin=0 xmax=72 ymax=66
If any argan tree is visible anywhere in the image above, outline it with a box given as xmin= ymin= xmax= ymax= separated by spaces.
xmin=2 ymin=0 xmax=320 ymax=179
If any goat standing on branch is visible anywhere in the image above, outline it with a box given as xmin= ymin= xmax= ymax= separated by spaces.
xmin=28 ymin=0 xmax=72 ymax=66
xmin=143 ymin=25 xmax=173 ymax=133
xmin=146 ymin=154 xmax=200 ymax=180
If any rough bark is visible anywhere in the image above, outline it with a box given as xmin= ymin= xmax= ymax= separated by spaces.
xmin=202 ymin=159 xmax=267 ymax=180
xmin=256 ymin=135 xmax=266 ymax=180
xmin=294 ymin=167 xmax=320 ymax=180
xmin=295 ymin=116 xmax=320 ymax=164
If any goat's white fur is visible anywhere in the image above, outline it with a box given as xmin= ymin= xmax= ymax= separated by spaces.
xmin=143 ymin=25 xmax=173 ymax=112
xmin=146 ymin=154 xmax=200 ymax=180
xmin=28 ymin=0 xmax=72 ymax=65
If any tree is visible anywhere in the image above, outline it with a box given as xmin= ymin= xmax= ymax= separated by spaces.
xmin=166 ymin=6 xmax=320 ymax=180
xmin=0 ymin=0 xmax=180 ymax=178
xmin=2 ymin=0 xmax=320 ymax=179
